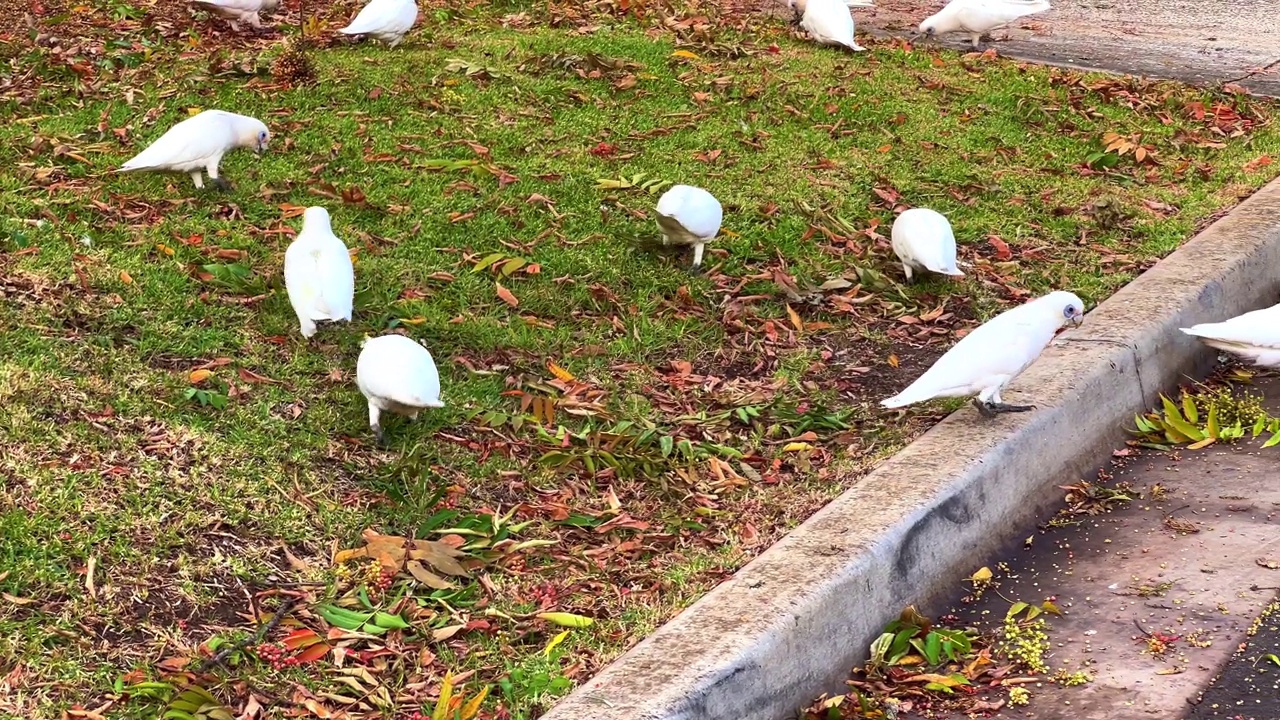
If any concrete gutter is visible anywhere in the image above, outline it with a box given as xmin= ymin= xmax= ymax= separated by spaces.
xmin=542 ymin=180 xmax=1280 ymax=720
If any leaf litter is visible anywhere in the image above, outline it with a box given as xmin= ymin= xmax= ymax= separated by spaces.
xmin=4 ymin=0 xmax=1280 ymax=719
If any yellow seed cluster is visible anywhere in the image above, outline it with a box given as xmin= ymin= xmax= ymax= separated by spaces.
xmin=999 ymin=616 xmax=1051 ymax=674
xmin=1055 ymin=670 xmax=1092 ymax=687
xmin=1008 ymin=687 xmax=1030 ymax=706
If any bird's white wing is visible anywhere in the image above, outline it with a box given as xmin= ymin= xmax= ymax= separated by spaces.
xmin=657 ymin=186 xmax=722 ymax=240
xmin=191 ymin=0 xmax=264 ymax=12
xmin=893 ymin=210 xmax=962 ymax=275
xmin=341 ymin=0 xmax=410 ymax=34
xmin=362 ymin=337 xmax=443 ymax=407
xmin=315 ymin=237 xmax=355 ymax=321
xmin=284 ymin=239 xmax=322 ymax=321
xmin=802 ymin=0 xmax=858 ymax=46
xmin=952 ymin=0 xmax=1050 ymax=30
xmin=883 ymin=307 xmax=1055 ymax=406
xmin=119 ymin=113 xmax=233 ymax=171
xmin=1181 ymin=304 xmax=1280 ymax=349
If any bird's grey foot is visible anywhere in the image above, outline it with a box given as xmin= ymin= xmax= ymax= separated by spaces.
xmin=210 ymin=176 xmax=232 ymax=191
xmin=373 ymin=424 xmax=387 ymax=447
xmin=973 ymin=398 xmax=1034 ymax=417
xmin=687 ymin=263 xmax=705 ymax=276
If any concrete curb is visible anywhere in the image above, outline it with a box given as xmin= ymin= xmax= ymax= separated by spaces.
xmin=542 ymin=180 xmax=1280 ymax=720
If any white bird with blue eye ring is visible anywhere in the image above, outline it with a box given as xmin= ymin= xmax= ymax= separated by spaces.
xmin=117 ymin=110 xmax=269 ymax=191
xmin=881 ymin=290 xmax=1084 ymax=416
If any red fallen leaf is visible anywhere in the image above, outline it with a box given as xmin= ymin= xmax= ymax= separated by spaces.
xmin=589 ymin=142 xmax=618 ymax=157
xmin=872 ymin=187 xmax=900 ymax=204
xmin=1244 ymin=154 xmax=1272 ymax=172
xmin=495 ymin=170 xmax=519 ymax=188
xmin=119 ymin=668 xmax=147 ymax=684
xmin=194 ymin=357 xmax=234 ymax=371
xmin=465 ymin=141 xmax=490 ymax=157
xmin=449 ymin=212 xmax=475 ymax=223
xmin=767 ymin=44 xmax=780 ymax=53
xmin=987 ymin=235 xmax=1013 ymax=260
xmin=238 ymin=368 xmax=276 ymax=384
xmin=155 ymin=656 xmax=191 ymax=672
xmin=876 ymin=144 xmax=892 ymax=153
xmin=695 ymin=149 xmax=722 ymax=163
xmin=294 ymin=642 xmax=332 ymax=664
xmin=282 ymin=629 xmax=324 ymax=650
xmin=367 ymin=87 xmax=384 ymax=100
xmin=401 ymin=288 xmax=429 ymax=300
xmin=427 ymin=271 xmax=456 ymax=282
xmin=341 ymin=186 xmax=367 ymax=205
xmin=278 ymin=204 xmax=306 ymax=219
xmin=525 ymin=263 xmax=541 ymax=274
xmin=496 ymin=282 xmax=519 ymax=307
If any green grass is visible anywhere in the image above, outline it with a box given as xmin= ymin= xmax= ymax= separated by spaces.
xmin=2 ymin=0 xmax=1279 ymax=718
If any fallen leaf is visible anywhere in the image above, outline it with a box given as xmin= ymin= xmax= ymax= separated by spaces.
xmin=537 ymin=612 xmax=594 ymax=628
xmin=987 ymin=235 xmax=1013 ymax=261
xmin=495 ymin=282 xmax=519 ymax=308
xmin=189 ymin=369 xmax=213 ymax=384
xmin=969 ymin=567 xmax=993 ymax=583
xmin=1257 ymin=557 xmax=1279 ymax=570
xmin=119 ymin=271 xmax=133 ymax=284
xmin=785 ymin=304 xmax=803 ymax=332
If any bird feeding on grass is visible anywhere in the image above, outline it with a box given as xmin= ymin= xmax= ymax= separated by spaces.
xmin=284 ymin=207 xmax=355 ymax=340
xmin=1181 ymin=303 xmax=1280 ymax=367
xmin=338 ymin=0 xmax=419 ymax=48
xmin=788 ymin=0 xmax=867 ymax=52
xmin=117 ymin=110 xmax=269 ymax=191
xmin=916 ymin=0 xmax=1051 ymax=49
xmin=891 ymin=208 xmax=965 ymax=283
xmin=357 ymin=334 xmax=443 ymax=446
xmin=189 ymin=0 xmax=279 ymax=32
xmin=654 ymin=184 xmax=723 ymax=273
xmin=881 ymin=290 xmax=1084 ymax=417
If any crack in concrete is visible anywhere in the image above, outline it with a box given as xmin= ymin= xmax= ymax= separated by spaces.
xmin=1224 ymin=55 xmax=1280 ymax=84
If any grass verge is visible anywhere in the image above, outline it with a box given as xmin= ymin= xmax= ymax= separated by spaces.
xmin=1 ymin=1 xmax=1279 ymax=718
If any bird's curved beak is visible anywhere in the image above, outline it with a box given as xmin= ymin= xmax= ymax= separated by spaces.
xmin=907 ymin=31 xmax=922 ymax=42
xmin=1069 ymin=314 xmax=1084 ymax=328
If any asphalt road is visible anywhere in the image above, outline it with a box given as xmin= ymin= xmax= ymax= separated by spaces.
xmin=933 ymin=375 xmax=1280 ymax=719
xmin=860 ymin=0 xmax=1280 ymax=96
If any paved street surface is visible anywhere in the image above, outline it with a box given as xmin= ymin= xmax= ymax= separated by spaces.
xmin=860 ymin=0 xmax=1280 ymax=96
xmin=937 ymin=376 xmax=1280 ymax=719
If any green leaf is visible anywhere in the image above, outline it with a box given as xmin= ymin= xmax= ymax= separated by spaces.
xmin=372 ymin=611 xmax=410 ymax=629
xmin=869 ymin=632 xmax=894 ymax=664
xmin=1262 ymin=431 xmax=1280 ymax=449
xmin=924 ymin=632 xmax=942 ymax=666
xmin=1181 ymin=394 xmax=1198 ymax=424
xmin=536 ymin=612 xmax=594 ymax=628
xmin=1206 ymin=403 xmax=1220 ymax=439
xmin=923 ymin=682 xmax=955 ymax=694
xmin=1266 ymin=654 xmax=1280 ymax=667
xmin=1254 ymin=416 xmax=1267 ymax=437
xmin=1006 ymin=602 xmax=1028 ymax=619
xmin=472 ymin=252 xmax=506 ymax=273
xmin=500 ymin=257 xmax=527 ymax=276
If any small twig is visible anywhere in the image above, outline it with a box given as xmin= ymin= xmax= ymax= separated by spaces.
xmin=1249 ymin=585 xmax=1280 ymax=592
xmin=198 ymin=594 xmax=303 ymax=672
xmin=1133 ymin=618 xmax=1153 ymax=638
xmin=1164 ymin=504 xmax=1192 ymax=520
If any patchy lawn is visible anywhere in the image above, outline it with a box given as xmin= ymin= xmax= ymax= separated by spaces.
xmin=1 ymin=1 xmax=1279 ymax=718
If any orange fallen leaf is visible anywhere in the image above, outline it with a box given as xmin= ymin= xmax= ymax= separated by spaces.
xmin=189 ymin=369 xmax=213 ymax=384
xmin=119 ymin=271 xmax=133 ymax=284
xmin=888 ymin=354 xmax=900 ymax=368
xmin=495 ymin=282 xmax=519 ymax=308
xmin=785 ymin=304 xmax=803 ymax=332
xmin=547 ymin=361 xmax=574 ymax=382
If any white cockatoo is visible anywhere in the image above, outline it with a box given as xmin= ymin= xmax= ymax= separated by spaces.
xmin=891 ymin=208 xmax=965 ymax=282
xmin=654 ymin=184 xmax=723 ymax=273
xmin=118 ymin=110 xmax=269 ymax=191
xmin=881 ymin=290 xmax=1084 ymax=416
xmin=283 ymin=207 xmax=355 ymax=339
xmin=787 ymin=0 xmax=866 ymax=52
xmin=1181 ymin=304 xmax=1280 ymax=367
xmin=356 ymin=334 xmax=444 ymax=445
xmin=338 ymin=0 xmax=418 ymax=47
xmin=190 ymin=0 xmax=280 ymax=31
xmin=917 ymin=0 xmax=1051 ymax=49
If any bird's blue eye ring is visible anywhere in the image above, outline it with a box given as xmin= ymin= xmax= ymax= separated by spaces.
xmin=1063 ymin=305 xmax=1076 ymax=318
xmin=258 ymin=131 xmax=268 ymax=140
